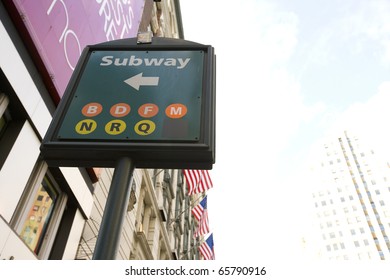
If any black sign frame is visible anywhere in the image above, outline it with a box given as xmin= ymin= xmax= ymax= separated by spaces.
xmin=40 ymin=37 xmax=216 ymax=170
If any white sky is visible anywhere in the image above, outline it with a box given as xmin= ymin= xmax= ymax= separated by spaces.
xmin=180 ymin=0 xmax=390 ymax=272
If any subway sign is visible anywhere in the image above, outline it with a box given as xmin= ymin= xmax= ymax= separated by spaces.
xmin=40 ymin=37 xmax=216 ymax=169
xmin=59 ymin=50 xmax=202 ymax=141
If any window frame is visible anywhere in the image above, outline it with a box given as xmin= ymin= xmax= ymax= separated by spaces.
xmin=0 ymin=93 xmax=10 ymax=123
xmin=11 ymin=161 xmax=68 ymax=259
xmin=0 ymin=89 xmax=26 ymax=170
xmin=0 ymin=94 xmax=10 ymax=140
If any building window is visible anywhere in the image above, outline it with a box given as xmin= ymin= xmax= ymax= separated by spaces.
xmin=183 ymin=221 xmax=189 ymax=257
xmin=0 ymin=92 xmax=17 ymax=169
xmin=0 ymin=81 xmax=27 ymax=170
xmin=174 ymin=226 xmax=181 ymax=258
xmin=11 ymin=162 xmax=67 ymax=259
xmin=0 ymin=93 xmax=10 ymax=139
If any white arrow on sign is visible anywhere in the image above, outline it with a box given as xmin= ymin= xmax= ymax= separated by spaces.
xmin=124 ymin=73 xmax=159 ymax=91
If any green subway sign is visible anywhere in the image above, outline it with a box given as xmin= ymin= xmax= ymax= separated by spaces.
xmin=40 ymin=38 xmax=216 ymax=170
xmin=58 ymin=49 xmax=204 ymax=141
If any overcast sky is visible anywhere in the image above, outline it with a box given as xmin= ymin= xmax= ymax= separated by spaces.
xmin=180 ymin=0 xmax=390 ymax=272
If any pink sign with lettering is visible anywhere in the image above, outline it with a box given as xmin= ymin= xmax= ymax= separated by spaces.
xmin=11 ymin=0 xmax=144 ymax=98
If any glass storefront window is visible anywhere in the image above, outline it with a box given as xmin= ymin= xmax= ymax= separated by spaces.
xmin=19 ymin=174 xmax=58 ymax=253
xmin=12 ymin=162 xmax=67 ymax=259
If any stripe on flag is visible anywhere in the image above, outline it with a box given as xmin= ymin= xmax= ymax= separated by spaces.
xmin=192 ymin=196 xmax=207 ymax=221
xmin=194 ymin=210 xmax=209 ymax=237
xmin=192 ymin=196 xmax=210 ymax=237
xmin=199 ymin=234 xmax=215 ymax=260
xmin=184 ymin=169 xmax=213 ymax=195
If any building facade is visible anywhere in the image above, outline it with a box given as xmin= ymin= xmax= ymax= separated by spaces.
xmin=0 ymin=0 xmax=204 ymax=260
xmin=306 ymin=130 xmax=390 ymax=260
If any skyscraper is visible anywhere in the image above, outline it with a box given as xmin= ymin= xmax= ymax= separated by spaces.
xmin=305 ymin=130 xmax=390 ymax=260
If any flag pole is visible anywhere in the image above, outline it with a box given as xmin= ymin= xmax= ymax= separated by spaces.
xmin=178 ymin=233 xmax=214 ymax=260
xmin=179 ymin=238 xmax=202 ymax=260
xmin=169 ymin=194 xmax=204 ymax=225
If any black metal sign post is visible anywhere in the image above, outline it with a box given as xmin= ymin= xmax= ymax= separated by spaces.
xmin=92 ymin=157 xmax=134 ymax=260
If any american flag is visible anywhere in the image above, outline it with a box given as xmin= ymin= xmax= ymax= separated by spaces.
xmin=183 ymin=169 xmax=213 ymax=195
xmin=192 ymin=196 xmax=208 ymax=221
xmin=192 ymin=196 xmax=210 ymax=237
xmin=199 ymin=234 xmax=215 ymax=260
